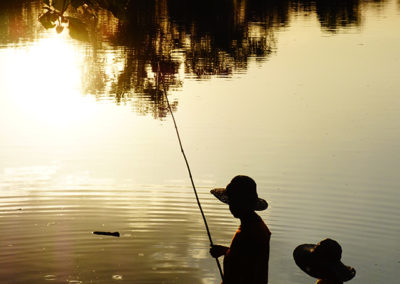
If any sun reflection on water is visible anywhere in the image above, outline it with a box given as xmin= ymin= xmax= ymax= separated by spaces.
xmin=2 ymin=34 xmax=97 ymax=127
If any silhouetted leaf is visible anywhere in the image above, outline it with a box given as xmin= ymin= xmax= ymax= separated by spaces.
xmin=56 ymin=25 xmax=64 ymax=33
xmin=96 ymin=0 xmax=128 ymax=19
xmin=71 ymin=0 xmax=86 ymax=9
xmin=38 ymin=10 xmax=56 ymax=29
xmin=52 ymin=0 xmax=71 ymax=12
xmin=49 ymin=11 xmax=59 ymax=22
xmin=67 ymin=17 xmax=89 ymax=41
xmin=43 ymin=0 xmax=51 ymax=6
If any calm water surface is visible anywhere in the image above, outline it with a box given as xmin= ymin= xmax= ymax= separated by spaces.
xmin=1 ymin=0 xmax=400 ymax=283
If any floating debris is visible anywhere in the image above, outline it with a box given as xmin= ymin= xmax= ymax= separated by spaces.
xmin=93 ymin=231 xmax=120 ymax=237
xmin=112 ymin=275 xmax=123 ymax=280
xmin=44 ymin=274 xmax=56 ymax=281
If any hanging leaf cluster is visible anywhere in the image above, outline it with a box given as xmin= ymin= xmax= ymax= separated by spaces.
xmin=38 ymin=0 xmax=94 ymax=41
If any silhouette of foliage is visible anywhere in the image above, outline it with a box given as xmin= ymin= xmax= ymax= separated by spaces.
xmin=0 ymin=0 xmax=387 ymax=118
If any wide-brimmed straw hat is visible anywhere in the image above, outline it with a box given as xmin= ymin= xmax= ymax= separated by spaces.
xmin=293 ymin=238 xmax=356 ymax=282
xmin=210 ymin=175 xmax=268 ymax=211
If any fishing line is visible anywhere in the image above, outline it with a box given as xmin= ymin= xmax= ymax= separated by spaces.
xmin=156 ymin=64 xmax=224 ymax=280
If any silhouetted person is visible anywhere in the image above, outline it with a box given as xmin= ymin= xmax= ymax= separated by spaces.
xmin=209 ymin=175 xmax=270 ymax=284
xmin=293 ymin=238 xmax=356 ymax=284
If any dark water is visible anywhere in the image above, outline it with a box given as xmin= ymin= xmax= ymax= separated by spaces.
xmin=1 ymin=0 xmax=400 ymax=283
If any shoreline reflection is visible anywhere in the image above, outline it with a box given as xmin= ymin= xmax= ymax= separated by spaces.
xmin=0 ymin=0 xmax=388 ymax=117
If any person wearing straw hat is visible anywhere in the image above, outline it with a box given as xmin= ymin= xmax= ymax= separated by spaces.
xmin=209 ymin=175 xmax=271 ymax=284
xmin=293 ymin=238 xmax=356 ymax=284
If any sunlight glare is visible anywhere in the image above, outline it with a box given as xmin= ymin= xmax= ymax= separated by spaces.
xmin=4 ymin=35 xmax=96 ymax=127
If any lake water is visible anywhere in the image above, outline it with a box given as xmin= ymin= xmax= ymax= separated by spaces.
xmin=1 ymin=0 xmax=399 ymax=283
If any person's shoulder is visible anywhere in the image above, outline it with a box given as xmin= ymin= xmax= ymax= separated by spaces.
xmin=245 ymin=216 xmax=271 ymax=238
xmin=257 ymin=218 xmax=271 ymax=237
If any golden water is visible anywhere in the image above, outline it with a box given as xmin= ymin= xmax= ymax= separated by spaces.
xmin=1 ymin=1 xmax=399 ymax=283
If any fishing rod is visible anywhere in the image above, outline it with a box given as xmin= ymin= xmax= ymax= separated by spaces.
xmin=156 ymin=64 xmax=224 ymax=280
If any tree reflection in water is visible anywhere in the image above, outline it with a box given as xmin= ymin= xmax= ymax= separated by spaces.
xmin=0 ymin=0 xmax=386 ymax=118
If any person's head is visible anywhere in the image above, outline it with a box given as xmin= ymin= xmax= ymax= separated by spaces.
xmin=210 ymin=175 xmax=268 ymax=218
xmin=293 ymin=238 xmax=356 ymax=283
xmin=227 ymin=175 xmax=258 ymax=218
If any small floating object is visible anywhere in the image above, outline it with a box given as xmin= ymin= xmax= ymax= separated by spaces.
xmin=112 ymin=275 xmax=123 ymax=280
xmin=44 ymin=274 xmax=56 ymax=281
xmin=93 ymin=231 xmax=120 ymax=237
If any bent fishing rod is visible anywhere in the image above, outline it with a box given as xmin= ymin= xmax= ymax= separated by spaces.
xmin=156 ymin=65 xmax=224 ymax=280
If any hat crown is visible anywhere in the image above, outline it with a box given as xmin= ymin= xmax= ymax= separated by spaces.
xmin=226 ymin=175 xmax=258 ymax=203
xmin=313 ymin=238 xmax=342 ymax=262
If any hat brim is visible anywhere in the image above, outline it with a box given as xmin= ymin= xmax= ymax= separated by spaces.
xmin=293 ymin=244 xmax=356 ymax=282
xmin=210 ymin=188 xmax=268 ymax=211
